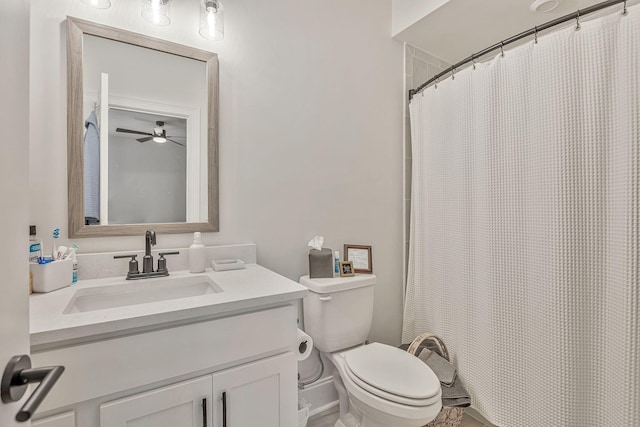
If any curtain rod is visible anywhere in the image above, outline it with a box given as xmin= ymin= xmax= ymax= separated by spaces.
xmin=409 ymin=0 xmax=629 ymax=100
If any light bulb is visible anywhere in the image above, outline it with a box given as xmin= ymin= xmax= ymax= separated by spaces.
xmin=141 ymin=0 xmax=171 ymax=26
xmin=81 ymin=0 xmax=111 ymax=9
xmin=200 ymin=0 xmax=224 ymax=41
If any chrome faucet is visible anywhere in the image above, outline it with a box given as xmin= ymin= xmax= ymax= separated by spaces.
xmin=143 ymin=229 xmax=157 ymax=274
xmin=113 ymin=229 xmax=179 ymax=280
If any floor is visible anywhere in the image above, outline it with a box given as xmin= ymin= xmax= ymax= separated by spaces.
xmin=307 ymin=408 xmax=490 ymax=427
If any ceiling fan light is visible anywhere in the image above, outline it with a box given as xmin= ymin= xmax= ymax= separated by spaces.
xmin=81 ymin=0 xmax=111 ymax=9
xmin=153 ymin=136 xmax=167 ymax=143
xmin=199 ymin=0 xmax=224 ymax=41
xmin=141 ymin=0 xmax=171 ymax=26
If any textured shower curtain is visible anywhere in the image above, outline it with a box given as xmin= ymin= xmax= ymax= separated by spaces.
xmin=402 ymin=6 xmax=638 ymax=427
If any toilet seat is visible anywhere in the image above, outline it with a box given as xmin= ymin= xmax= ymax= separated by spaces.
xmin=329 ymin=344 xmax=442 ymax=423
xmin=344 ymin=366 xmax=441 ymax=407
xmin=343 ymin=343 xmax=441 ymax=407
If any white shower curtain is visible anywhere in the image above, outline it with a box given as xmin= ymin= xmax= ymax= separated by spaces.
xmin=403 ymin=6 xmax=638 ymax=427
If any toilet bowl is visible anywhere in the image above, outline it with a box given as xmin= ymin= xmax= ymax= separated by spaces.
xmin=300 ymin=275 xmax=442 ymax=427
xmin=328 ymin=343 xmax=442 ymax=427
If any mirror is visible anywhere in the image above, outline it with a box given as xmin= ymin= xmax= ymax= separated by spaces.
xmin=67 ymin=17 xmax=219 ymax=237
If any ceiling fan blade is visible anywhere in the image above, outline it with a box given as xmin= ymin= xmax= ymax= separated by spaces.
xmin=116 ymin=128 xmax=153 ymax=136
xmin=166 ymin=135 xmax=186 ymax=139
xmin=137 ymin=137 xmax=153 ymax=143
xmin=167 ymin=138 xmax=185 ymax=147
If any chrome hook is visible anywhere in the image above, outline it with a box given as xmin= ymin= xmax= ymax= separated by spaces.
xmin=623 ymin=0 xmax=628 ymax=15
xmin=434 ymin=77 xmax=438 ymax=90
xmin=500 ymin=41 xmax=505 ymax=57
xmin=472 ymin=55 xmax=476 ymax=70
xmin=534 ymin=26 xmax=538 ymax=44
xmin=451 ymin=68 xmax=455 ymax=80
xmin=575 ymin=10 xmax=581 ymax=31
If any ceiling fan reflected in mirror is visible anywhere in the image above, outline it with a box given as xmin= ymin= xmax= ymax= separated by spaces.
xmin=115 ymin=121 xmax=186 ymax=147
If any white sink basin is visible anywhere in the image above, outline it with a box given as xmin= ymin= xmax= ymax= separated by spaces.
xmin=63 ymin=275 xmax=223 ymax=314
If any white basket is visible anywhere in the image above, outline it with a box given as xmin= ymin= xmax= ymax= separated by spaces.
xmin=30 ymin=258 xmax=73 ymax=293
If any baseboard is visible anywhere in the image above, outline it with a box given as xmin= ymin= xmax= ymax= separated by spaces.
xmin=465 ymin=408 xmax=496 ymax=426
xmin=299 ymin=375 xmax=339 ymax=417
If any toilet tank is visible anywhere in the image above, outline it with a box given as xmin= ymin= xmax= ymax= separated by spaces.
xmin=300 ymin=274 xmax=376 ymax=353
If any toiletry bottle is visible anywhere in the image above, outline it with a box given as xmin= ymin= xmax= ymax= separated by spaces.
xmin=28 ymin=225 xmax=40 ymax=263
xmin=334 ymin=251 xmax=340 ymax=275
xmin=72 ymin=251 xmax=78 ymax=284
xmin=189 ymin=232 xmax=206 ymax=273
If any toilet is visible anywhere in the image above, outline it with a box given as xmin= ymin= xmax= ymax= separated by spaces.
xmin=300 ymin=274 xmax=442 ymax=427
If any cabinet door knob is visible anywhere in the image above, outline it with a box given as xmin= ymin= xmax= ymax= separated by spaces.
xmin=1 ymin=355 xmax=65 ymax=422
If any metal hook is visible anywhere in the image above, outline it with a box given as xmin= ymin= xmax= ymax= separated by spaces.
xmin=472 ymin=55 xmax=476 ymax=70
xmin=534 ymin=26 xmax=538 ymax=44
xmin=623 ymin=0 xmax=628 ymax=15
xmin=575 ymin=10 xmax=581 ymax=31
xmin=500 ymin=41 xmax=504 ymax=57
xmin=434 ymin=77 xmax=438 ymax=90
xmin=451 ymin=68 xmax=455 ymax=80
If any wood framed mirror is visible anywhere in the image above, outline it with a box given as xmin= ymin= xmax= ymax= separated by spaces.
xmin=67 ymin=17 xmax=219 ymax=237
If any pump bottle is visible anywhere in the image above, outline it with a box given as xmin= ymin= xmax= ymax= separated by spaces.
xmin=189 ymin=232 xmax=207 ymax=273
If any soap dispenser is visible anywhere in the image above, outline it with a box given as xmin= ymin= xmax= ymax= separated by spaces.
xmin=189 ymin=232 xmax=206 ymax=273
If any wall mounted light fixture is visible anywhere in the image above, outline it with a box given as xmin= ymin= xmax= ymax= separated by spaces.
xmin=199 ymin=0 xmax=224 ymax=41
xmin=80 ymin=0 xmax=112 ymax=9
xmin=141 ymin=0 xmax=171 ymax=26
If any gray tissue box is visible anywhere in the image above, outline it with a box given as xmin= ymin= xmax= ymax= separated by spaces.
xmin=309 ymin=248 xmax=333 ymax=278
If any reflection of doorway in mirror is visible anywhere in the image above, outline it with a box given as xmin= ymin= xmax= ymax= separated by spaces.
xmin=107 ymin=108 xmax=187 ymax=225
xmin=85 ymin=95 xmax=202 ymax=226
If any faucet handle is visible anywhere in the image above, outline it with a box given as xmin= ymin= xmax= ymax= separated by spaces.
xmin=157 ymin=251 xmax=179 ymax=273
xmin=114 ymin=254 xmax=140 ymax=277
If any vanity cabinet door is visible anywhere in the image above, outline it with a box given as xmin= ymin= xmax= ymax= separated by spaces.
xmin=100 ymin=375 xmax=212 ymax=427
xmin=32 ymin=411 xmax=76 ymax=427
xmin=211 ymin=352 xmax=297 ymax=427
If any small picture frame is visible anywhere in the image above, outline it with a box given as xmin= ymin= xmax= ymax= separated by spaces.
xmin=344 ymin=244 xmax=373 ymax=273
xmin=339 ymin=261 xmax=355 ymax=277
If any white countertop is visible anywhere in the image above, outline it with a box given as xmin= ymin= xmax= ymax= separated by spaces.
xmin=30 ymin=264 xmax=307 ymax=351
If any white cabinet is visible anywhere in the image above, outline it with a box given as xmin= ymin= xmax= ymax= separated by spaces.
xmin=32 ymin=411 xmax=76 ymax=427
xmin=211 ymin=352 xmax=297 ymax=427
xmin=32 ymin=304 xmax=300 ymax=427
xmin=99 ymin=352 xmax=297 ymax=427
xmin=100 ymin=376 xmax=212 ymax=427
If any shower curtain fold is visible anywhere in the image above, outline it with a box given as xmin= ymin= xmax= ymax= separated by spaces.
xmin=402 ymin=6 xmax=639 ymax=427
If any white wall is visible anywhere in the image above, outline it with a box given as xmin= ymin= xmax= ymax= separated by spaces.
xmin=29 ymin=0 xmax=404 ymax=345
xmin=392 ymin=0 xmax=450 ymax=36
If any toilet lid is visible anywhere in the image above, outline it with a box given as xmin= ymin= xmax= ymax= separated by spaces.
xmin=344 ymin=343 xmax=440 ymax=402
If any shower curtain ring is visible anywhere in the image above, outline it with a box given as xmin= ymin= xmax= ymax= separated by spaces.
xmin=500 ymin=41 xmax=504 ymax=57
xmin=472 ymin=55 xmax=476 ymax=70
xmin=434 ymin=77 xmax=438 ymax=90
xmin=623 ymin=0 xmax=628 ymax=15
xmin=575 ymin=10 xmax=581 ymax=31
xmin=534 ymin=26 xmax=538 ymax=44
xmin=451 ymin=68 xmax=455 ymax=80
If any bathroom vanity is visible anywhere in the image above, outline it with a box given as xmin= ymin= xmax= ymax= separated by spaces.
xmin=29 ymin=264 xmax=307 ymax=427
